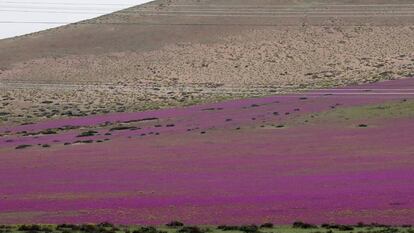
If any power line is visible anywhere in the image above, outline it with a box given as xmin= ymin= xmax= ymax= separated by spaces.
xmin=1 ymin=7 xmax=414 ymax=15
xmin=0 ymin=1 xmax=143 ymax=6
xmin=2 ymin=4 xmax=414 ymax=14
xmin=0 ymin=21 xmax=410 ymax=27
xmin=3 ymin=9 xmax=414 ymax=15
xmin=0 ymin=5 xmax=125 ymax=10
xmin=3 ymin=6 xmax=414 ymax=12
xmin=0 ymin=9 xmax=109 ymax=14
xmin=157 ymin=3 xmax=414 ymax=7
xmin=1 ymin=5 xmax=414 ymax=13
xmin=2 ymin=2 xmax=414 ymax=9
xmin=2 ymin=2 xmax=414 ymax=7
xmin=0 ymin=21 xmax=68 ymax=24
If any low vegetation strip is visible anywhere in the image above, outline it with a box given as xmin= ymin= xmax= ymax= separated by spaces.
xmin=1 ymin=222 xmax=412 ymax=233
xmin=288 ymin=99 xmax=414 ymax=127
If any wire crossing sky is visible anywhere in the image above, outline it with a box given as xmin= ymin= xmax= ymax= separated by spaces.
xmin=0 ymin=0 xmax=153 ymax=39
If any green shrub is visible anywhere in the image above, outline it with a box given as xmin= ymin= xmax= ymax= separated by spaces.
xmin=260 ymin=223 xmax=273 ymax=228
xmin=110 ymin=126 xmax=137 ymax=131
xmin=15 ymin=144 xmax=32 ymax=149
xmin=293 ymin=222 xmax=317 ymax=229
xmin=166 ymin=221 xmax=184 ymax=227
xmin=18 ymin=225 xmax=42 ymax=232
xmin=97 ymin=222 xmax=114 ymax=228
xmin=321 ymin=224 xmax=353 ymax=231
xmin=178 ymin=226 xmax=204 ymax=233
xmin=40 ymin=129 xmax=57 ymax=135
xmin=239 ymin=225 xmax=259 ymax=233
xmin=77 ymin=130 xmax=98 ymax=137
xmin=133 ymin=227 xmax=160 ymax=233
xmin=217 ymin=225 xmax=239 ymax=231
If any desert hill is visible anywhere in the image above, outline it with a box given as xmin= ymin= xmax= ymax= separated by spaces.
xmin=0 ymin=0 xmax=413 ymax=125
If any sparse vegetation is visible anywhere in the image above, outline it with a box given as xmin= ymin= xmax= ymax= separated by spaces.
xmin=77 ymin=130 xmax=98 ymax=137
xmin=166 ymin=221 xmax=184 ymax=227
xmin=179 ymin=226 xmax=205 ymax=233
xmin=0 ymin=222 xmax=412 ymax=233
xmin=292 ymin=222 xmax=318 ymax=229
xmin=109 ymin=126 xmax=138 ymax=131
xmin=217 ymin=225 xmax=259 ymax=233
xmin=291 ymin=100 xmax=414 ymax=127
xmin=321 ymin=224 xmax=354 ymax=231
xmin=15 ymin=144 xmax=32 ymax=149
xmin=260 ymin=223 xmax=273 ymax=228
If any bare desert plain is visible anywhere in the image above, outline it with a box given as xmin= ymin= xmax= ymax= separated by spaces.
xmin=0 ymin=0 xmax=414 ymax=227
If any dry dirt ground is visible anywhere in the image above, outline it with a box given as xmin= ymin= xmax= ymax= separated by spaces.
xmin=0 ymin=0 xmax=413 ymax=126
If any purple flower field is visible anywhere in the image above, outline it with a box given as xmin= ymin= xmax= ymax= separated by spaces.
xmin=0 ymin=78 xmax=413 ymax=224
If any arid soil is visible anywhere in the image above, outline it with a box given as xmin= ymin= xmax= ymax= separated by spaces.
xmin=1 ymin=0 xmax=414 ymax=126
xmin=0 ymin=77 xmax=413 ymax=224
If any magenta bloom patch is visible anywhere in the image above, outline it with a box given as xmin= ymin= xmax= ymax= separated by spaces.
xmin=0 ymin=78 xmax=413 ymax=225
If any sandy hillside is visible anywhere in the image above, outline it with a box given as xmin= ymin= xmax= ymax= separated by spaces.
xmin=0 ymin=0 xmax=413 ymax=125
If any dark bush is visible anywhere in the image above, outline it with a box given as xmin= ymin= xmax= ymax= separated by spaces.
xmin=74 ymin=140 xmax=94 ymax=144
xmin=239 ymin=225 xmax=259 ymax=233
xmin=406 ymin=229 xmax=414 ymax=233
xmin=97 ymin=222 xmax=114 ymax=228
xmin=56 ymin=224 xmax=80 ymax=230
xmin=15 ymin=144 xmax=32 ymax=149
xmin=41 ymin=226 xmax=53 ymax=233
xmin=110 ymin=126 xmax=137 ymax=131
xmin=369 ymin=223 xmax=390 ymax=228
xmin=77 ymin=130 xmax=98 ymax=137
xmin=217 ymin=225 xmax=239 ymax=231
xmin=18 ymin=225 xmax=42 ymax=232
xmin=166 ymin=221 xmax=184 ymax=227
xmin=321 ymin=224 xmax=353 ymax=231
xmin=260 ymin=223 xmax=273 ymax=228
xmin=293 ymin=221 xmax=318 ymax=229
xmin=79 ymin=224 xmax=99 ymax=233
xmin=356 ymin=222 xmax=367 ymax=228
xmin=133 ymin=227 xmax=159 ymax=233
xmin=178 ymin=226 xmax=204 ymax=233
xmin=40 ymin=129 xmax=57 ymax=135
xmin=338 ymin=225 xmax=354 ymax=231
xmin=124 ymin=117 xmax=158 ymax=123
